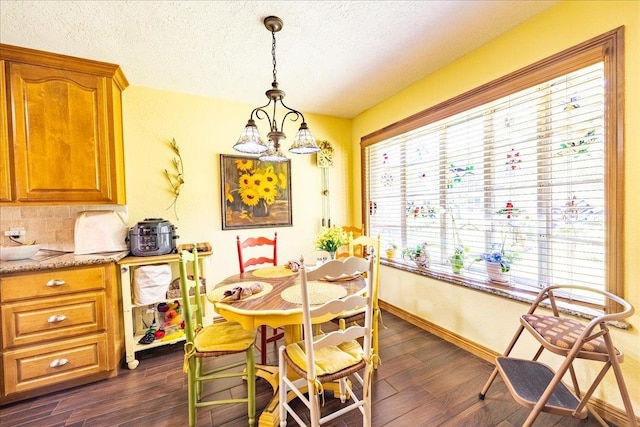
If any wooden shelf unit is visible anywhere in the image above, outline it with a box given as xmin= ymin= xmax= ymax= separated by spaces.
xmin=117 ymin=252 xmax=212 ymax=370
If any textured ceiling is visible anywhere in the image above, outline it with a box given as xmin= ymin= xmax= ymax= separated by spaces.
xmin=0 ymin=1 xmax=559 ymax=118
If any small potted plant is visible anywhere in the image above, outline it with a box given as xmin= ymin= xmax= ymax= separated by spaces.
xmin=402 ymin=242 xmax=430 ymax=269
xmin=385 ymin=243 xmax=397 ymax=259
xmin=449 ymin=245 xmax=466 ymax=274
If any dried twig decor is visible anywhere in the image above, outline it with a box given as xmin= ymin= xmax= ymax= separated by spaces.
xmin=165 ymin=138 xmax=184 ymax=219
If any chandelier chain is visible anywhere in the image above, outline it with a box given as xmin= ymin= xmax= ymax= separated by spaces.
xmin=271 ymin=29 xmax=277 ymax=84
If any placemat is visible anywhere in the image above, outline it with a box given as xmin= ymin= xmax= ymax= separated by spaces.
xmin=209 ymin=282 xmax=272 ymax=302
xmin=251 ymin=265 xmax=297 ymax=278
xmin=280 ymin=282 xmax=347 ymax=305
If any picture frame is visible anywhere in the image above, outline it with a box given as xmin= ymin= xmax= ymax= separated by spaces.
xmin=220 ymin=154 xmax=293 ymax=230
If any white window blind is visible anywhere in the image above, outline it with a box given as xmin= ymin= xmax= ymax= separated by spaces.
xmin=366 ymin=62 xmax=607 ymax=296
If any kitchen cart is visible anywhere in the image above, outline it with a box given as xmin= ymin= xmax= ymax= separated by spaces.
xmin=117 ymin=252 xmax=212 ymax=369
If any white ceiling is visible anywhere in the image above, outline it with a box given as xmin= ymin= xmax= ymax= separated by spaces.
xmin=0 ymin=0 xmax=559 ymax=118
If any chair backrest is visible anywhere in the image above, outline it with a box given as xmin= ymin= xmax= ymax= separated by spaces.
xmin=336 ymin=225 xmax=363 ymax=259
xmin=178 ymin=248 xmax=203 ymax=343
xmin=349 ymin=234 xmax=381 ymax=307
xmin=300 ymin=256 xmax=374 ymax=380
xmin=236 ymin=232 xmax=277 ymax=273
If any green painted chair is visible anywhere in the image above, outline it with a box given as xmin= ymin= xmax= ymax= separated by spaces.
xmin=179 ymin=247 xmax=257 ymax=427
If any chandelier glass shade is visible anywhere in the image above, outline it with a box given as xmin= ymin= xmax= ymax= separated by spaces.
xmin=233 ymin=16 xmax=319 ymax=162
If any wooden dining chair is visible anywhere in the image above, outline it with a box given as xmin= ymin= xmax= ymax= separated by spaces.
xmin=333 ymin=234 xmax=382 ymax=368
xmin=279 ymin=256 xmax=375 ymax=426
xmin=179 ymin=247 xmax=257 ymax=427
xmin=236 ymin=233 xmax=285 ymax=365
xmin=479 ymin=285 xmax=637 ymax=427
xmin=336 ymin=224 xmax=363 ymax=258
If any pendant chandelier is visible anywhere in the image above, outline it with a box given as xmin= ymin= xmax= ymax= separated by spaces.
xmin=233 ymin=16 xmax=320 ymax=162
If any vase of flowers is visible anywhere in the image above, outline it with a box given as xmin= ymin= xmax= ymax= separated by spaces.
xmin=313 ymin=226 xmax=348 ymax=259
xmin=402 ymin=242 xmax=431 ymax=269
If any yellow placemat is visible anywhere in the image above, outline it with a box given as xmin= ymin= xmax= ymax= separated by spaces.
xmin=251 ymin=265 xmax=297 ymax=278
xmin=280 ymin=282 xmax=347 ymax=305
xmin=209 ymin=282 xmax=273 ymax=302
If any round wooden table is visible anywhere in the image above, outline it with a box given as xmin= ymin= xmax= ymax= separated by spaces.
xmin=208 ymin=266 xmax=366 ymax=427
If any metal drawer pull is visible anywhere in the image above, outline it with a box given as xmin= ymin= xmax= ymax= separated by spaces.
xmin=46 ymin=279 xmax=66 ymax=287
xmin=47 ymin=314 xmax=67 ymax=323
xmin=49 ymin=358 xmax=69 ymax=368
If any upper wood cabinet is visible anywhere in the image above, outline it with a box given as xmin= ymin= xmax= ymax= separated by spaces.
xmin=0 ymin=44 xmax=128 ymax=205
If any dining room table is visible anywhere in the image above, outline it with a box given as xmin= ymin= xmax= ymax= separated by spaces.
xmin=207 ymin=264 xmax=366 ymax=427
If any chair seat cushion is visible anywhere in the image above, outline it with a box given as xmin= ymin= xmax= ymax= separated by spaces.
xmin=285 ymin=337 xmax=363 ymax=376
xmin=522 ymin=314 xmax=609 ymax=354
xmin=194 ymin=321 xmax=256 ymax=352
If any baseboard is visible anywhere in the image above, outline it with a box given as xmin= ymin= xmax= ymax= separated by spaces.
xmin=379 ymin=300 xmax=638 ymax=427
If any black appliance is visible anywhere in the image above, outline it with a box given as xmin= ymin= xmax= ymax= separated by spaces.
xmin=128 ymin=218 xmax=178 ymax=256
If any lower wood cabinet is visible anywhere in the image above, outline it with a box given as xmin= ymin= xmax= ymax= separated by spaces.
xmin=0 ymin=263 xmax=122 ymax=405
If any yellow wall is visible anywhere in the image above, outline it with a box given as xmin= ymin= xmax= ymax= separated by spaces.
xmin=122 ymin=86 xmax=352 ymax=283
xmin=352 ymin=0 xmax=640 ymax=417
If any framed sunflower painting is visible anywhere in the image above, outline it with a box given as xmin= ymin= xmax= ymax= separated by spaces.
xmin=220 ymin=154 xmax=293 ymax=230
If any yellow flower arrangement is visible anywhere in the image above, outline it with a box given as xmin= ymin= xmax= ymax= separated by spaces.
xmin=313 ymin=226 xmax=348 ymax=254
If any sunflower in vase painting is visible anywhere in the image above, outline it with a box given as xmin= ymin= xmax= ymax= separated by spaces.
xmin=223 ymin=157 xmax=290 ymax=226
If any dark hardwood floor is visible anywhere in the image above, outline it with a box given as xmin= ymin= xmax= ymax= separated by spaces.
xmin=0 ymin=311 xmax=613 ymax=427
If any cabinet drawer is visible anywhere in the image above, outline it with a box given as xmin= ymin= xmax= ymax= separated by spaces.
xmin=2 ymin=333 xmax=108 ymax=395
xmin=2 ymin=292 xmax=106 ymax=348
xmin=0 ymin=266 xmax=107 ymax=302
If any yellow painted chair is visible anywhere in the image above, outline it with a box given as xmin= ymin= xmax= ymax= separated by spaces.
xmin=333 ymin=234 xmax=382 ymax=368
xmin=278 ymin=256 xmax=375 ymax=426
xmin=179 ymin=247 xmax=257 ymax=427
xmin=335 ymin=224 xmax=363 ymax=259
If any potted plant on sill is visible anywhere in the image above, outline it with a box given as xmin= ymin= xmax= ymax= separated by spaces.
xmin=449 ymin=245 xmax=466 ymax=274
xmin=385 ymin=243 xmax=398 ymax=259
xmin=402 ymin=242 xmax=430 ymax=269
xmin=478 ymin=250 xmax=512 ymax=283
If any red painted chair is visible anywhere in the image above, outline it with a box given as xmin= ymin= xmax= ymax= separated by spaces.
xmin=236 ymin=233 xmax=285 ymax=365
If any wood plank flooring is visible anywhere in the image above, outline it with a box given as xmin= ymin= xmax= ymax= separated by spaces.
xmin=0 ymin=311 xmax=613 ymax=426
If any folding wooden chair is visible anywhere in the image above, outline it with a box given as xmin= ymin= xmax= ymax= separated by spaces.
xmin=479 ymin=284 xmax=637 ymax=427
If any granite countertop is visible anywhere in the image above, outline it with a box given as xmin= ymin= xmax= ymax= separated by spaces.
xmin=0 ymin=250 xmax=130 ymax=274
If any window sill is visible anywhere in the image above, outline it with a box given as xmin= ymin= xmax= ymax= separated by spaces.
xmin=381 ymin=258 xmax=631 ymax=330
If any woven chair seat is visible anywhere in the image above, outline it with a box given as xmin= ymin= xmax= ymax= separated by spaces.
xmin=282 ymin=349 xmax=367 ymax=384
xmin=522 ymin=314 xmax=620 ymax=359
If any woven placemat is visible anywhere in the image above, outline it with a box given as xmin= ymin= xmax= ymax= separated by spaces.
xmin=251 ymin=266 xmax=297 ymax=278
xmin=280 ymin=282 xmax=347 ymax=305
xmin=209 ymin=282 xmax=272 ymax=302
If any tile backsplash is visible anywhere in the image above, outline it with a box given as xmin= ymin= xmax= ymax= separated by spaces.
xmin=0 ymin=205 xmax=128 ymax=249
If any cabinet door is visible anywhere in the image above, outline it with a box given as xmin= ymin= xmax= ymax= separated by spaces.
xmin=9 ymin=62 xmax=116 ymax=203
xmin=0 ymin=60 xmax=12 ymax=202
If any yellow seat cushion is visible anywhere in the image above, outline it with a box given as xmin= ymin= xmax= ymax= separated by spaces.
xmin=285 ymin=337 xmax=364 ymax=376
xmin=194 ymin=321 xmax=256 ymax=352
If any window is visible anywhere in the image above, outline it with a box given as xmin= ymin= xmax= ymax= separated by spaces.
xmin=362 ymin=29 xmax=624 ymax=307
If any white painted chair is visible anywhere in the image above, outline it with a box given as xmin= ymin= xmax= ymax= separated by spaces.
xmin=278 ymin=256 xmax=375 ymax=426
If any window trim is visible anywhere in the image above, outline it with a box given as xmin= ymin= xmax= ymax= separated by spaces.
xmin=360 ymin=27 xmax=625 ymax=311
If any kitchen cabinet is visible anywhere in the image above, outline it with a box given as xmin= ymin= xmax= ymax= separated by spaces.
xmin=0 ymin=263 xmax=123 ymax=405
xmin=117 ymin=252 xmax=212 ymax=370
xmin=0 ymin=44 xmax=128 ymax=205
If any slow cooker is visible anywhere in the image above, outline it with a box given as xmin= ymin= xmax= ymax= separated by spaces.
xmin=128 ymin=218 xmax=178 ymax=256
